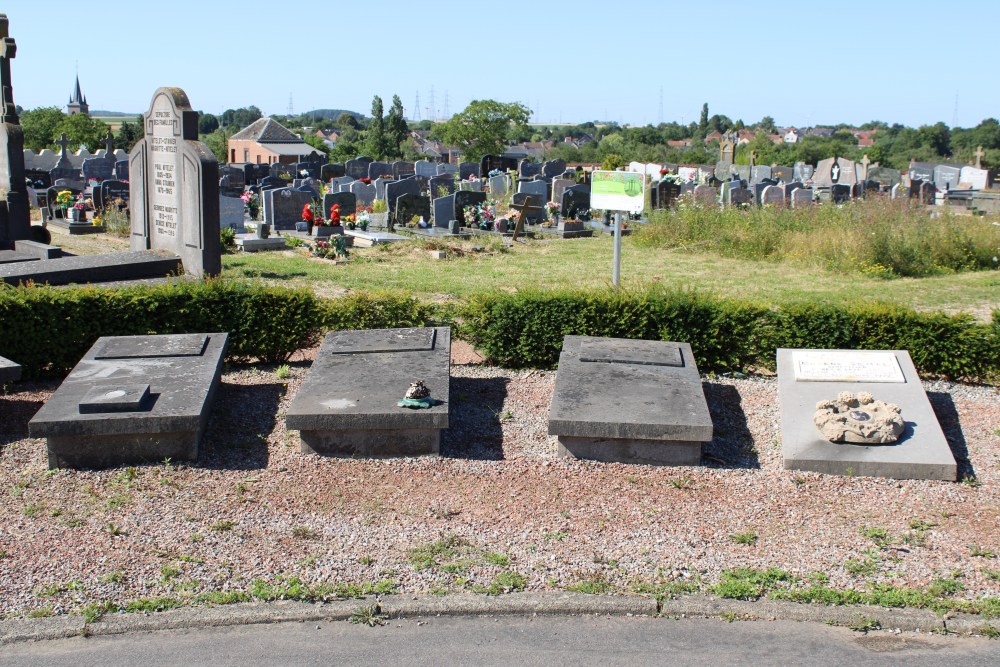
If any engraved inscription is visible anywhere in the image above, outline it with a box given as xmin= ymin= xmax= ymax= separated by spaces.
xmin=148 ymin=98 xmax=180 ymax=240
xmin=792 ymin=351 xmax=905 ymax=383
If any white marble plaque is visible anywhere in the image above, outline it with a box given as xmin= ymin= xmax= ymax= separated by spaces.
xmin=792 ymin=350 xmax=905 ymax=383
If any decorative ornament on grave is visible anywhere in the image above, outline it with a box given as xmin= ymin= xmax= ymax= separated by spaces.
xmin=397 ymin=379 xmax=440 ymax=409
xmin=813 ymin=391 xmax=904 ymax=445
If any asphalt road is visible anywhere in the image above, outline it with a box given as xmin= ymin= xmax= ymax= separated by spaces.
xmin=2 ymin=616 xmax=999 ymax=666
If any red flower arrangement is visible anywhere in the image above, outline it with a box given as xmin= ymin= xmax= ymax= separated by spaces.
xmin=359 ymin=177 xmax=371 ymax=184
xmin=328 ymin=204 xmax=341 ymax=225
xmin=302 ymin=203 xmax=314 ymax=223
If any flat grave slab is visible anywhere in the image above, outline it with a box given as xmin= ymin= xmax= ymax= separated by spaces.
xmin=286 ymin=327 xmax=450 ymax=457
xmin=548 ymin=336 xmax=713 ymax=465
xmin=0 ymin=356 xmax=22 ymax=384
xmin=345 ymin=230 xmax=410 ymax=247
xmin=28 ymin=333 xmax=229 ymax=468
xmin=235 ymin=235 xmax=288 ymax=252
xmin=0 ymin=251 xmax=182 ymax=286
xmin=0 ymin=250 xmax=38 ymax=265
xmin=777 ymin=348 xmax=956 ymax=481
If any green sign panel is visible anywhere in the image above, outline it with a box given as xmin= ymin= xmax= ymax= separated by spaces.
xmin=590 ymin=170 xmax=646 ymax=213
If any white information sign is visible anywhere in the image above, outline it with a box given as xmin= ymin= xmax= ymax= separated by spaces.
xmin=792 ymin=350 xmax=905 ymax=383
xmin=591 ymin=170 xmax=646 ymax=214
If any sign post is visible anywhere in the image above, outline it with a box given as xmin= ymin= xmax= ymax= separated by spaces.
xmin=590 ymin=170 xmax=645 ymax=288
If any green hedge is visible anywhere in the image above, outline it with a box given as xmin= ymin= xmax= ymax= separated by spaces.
xmin=2 ymin=282 xmax=996 ymax=383
xmin=460 ymin=289 xmax=1000 ymax=382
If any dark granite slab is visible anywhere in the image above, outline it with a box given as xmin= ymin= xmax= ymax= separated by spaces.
xmin=28 ymin=333 xmax=228 ymax=468
xmin=0 ymin=356 xmax=21 ymax=383
xmin=0 ymin=251 xmax=182 ymax=286
xmin=0 ymin=251 xmax=38 ymax=265
xmin=286 ymin=327 xmax=450 ymax=440
xmin=548 ymin=337 xmax=713 ymax=455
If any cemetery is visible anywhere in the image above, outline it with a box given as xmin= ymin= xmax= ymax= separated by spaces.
xmin=1 ymin=10 xmax=1000 ymax=636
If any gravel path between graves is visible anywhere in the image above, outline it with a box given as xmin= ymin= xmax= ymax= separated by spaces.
xmin=0 ymin=341 xmax=998 ymax=618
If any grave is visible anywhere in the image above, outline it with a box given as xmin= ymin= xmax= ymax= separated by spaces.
xmin=790 ymin=187 xmax=813 ymax=208
xmin=392 ymin=161 xmax=415 ymax=179
xmin=812 ymin=157 xmax=858 ymax=188
xmin=350 ymin=181 xmax=376 ymax=206
xmin=368 ymin=161 xmax=392 ymax=180
xmin=959 ymin=166 xmax=988 ymax=190
xmin=480 ymin=155 xmax=517 ymax=175
xmin=518 ymin=179 xmax=548 ymax=203
xmin=28 ymin=333 xmax=229 ymax=469
xmin=760 ymin=185 xmax=784 ymax=206
xmin=933 ymin=164 xmax=962 ymax=192
xmin=548 ymin=336 xmax=713 ymax=465
xmin=345 ymin=156 xmax=373 ymax=180
xmin=432 ymin=194 xmax=455 ymax=228
xmin=437 ymin=163 xmax=459 ymax=176
xmin=793 ymin=162 xmax=814 ymax=182
xmin=560 ymin=185 xmax=590 ymax=219
xmin=519 ymin=160 xmax=542 ymax=178
xmin=0 ymin=16 xmax=32 ymax=248
xmin=771 ymin=165 xmax=793 ymax=183
xmin=414 ymin=160 xmax=437 ymax=178
xmin=908 ymin=162 xmax=936 ymax=183
xmin=323 ymin=191 xmax=356 ymax=219
xmin=219 ymin=194 xmax=245 ymax=230
xmin=541 ymin=159 xmax=567 ymax=180
xmin=0 ymin=355 xmax=21 ymax=383
xmin=458 ymin=162 xmax=479 ymax=180
xmin=777 ymin=348 xmax=956 ymax=481
xmin=393 ymin=193 xmax=430 ymax=228
xmin=454 ymin=190 xmax=487 ymax=227
xmin=114 ymin=159 xmax=129 ymax=181
xmin=384 ymin=178 xmax=420 ymax=220
xmin=320 ymin=163 xmax=345 ymax=180
xmin=263 ymin=187 xmax=313 ymax=230
xmin=286 ymin=327 xmax=450 ymax=457
xmin=693 ymin=185 xmax=717 ymax=205
xmin=867 ymin=167 xmax=901 ymax=189
xmin=428 ymin=174 xmax=455 ymax=197
xmin=730 ymin=188 xmax=752 ymax=207
xmin=128 ymin=88 xmax=220 ymax=277
xmin=550 ymin=178 xmax=574 ymax=207
xmin=488 ymin=174 xmax=508 ymax=196
xmin=345 ymin=229 xmax=409 ymax=247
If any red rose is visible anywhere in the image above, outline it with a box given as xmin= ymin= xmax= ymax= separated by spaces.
xmin=302 ymin=204 xmax=314 ymax=223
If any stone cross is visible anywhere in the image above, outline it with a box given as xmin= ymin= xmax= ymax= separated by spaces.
xmin=56 ymin=132 xmax=70 ymax=158
xmin=974 ymin=145 xmax=984 ymax=169
xmin=860 ymin=154 xmax=871 ymax=179
xmin=749 ymin=150 xmax=757 ymax=167
xmin=0 ymin=14 xmax=18 ymax=124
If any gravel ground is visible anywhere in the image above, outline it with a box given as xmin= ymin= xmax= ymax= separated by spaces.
xmin=0 ymin=341 xmax=998 ymax=618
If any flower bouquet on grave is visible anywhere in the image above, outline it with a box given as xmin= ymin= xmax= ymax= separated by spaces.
xmin=356 ymin=206 xmax=372 ymax=231
xmin=241 ymin=191 xmax=260 ymax=220
xmin=313 ymin=237 xmax=349 ymax=260
xmin=359 ymin=177 xmax=371 ymax=185
xmin=55 ymin=190 xmax=74 ymax=212
xmin=327 ymin=204 xmax=341 ymax=226
xmin=343 ymin=213 xmax=356 ymax=230
xmin=488 ymin=168 xmax=502 ymax=178
xmin=545 ymin=200 xmax=560 ymax=225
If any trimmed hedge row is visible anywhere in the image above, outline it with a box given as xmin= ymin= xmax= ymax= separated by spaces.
xmin=0 ymin=282 xmax=430 ymax=379
xmin=459 ymin=288 xmax=1000 ymax=382
xmin=1 ymin=282 xmax=997 ymax=383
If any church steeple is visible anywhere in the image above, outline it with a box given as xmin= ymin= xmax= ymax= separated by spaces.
xmin=67 ymin=74 xmax=88 ymax=115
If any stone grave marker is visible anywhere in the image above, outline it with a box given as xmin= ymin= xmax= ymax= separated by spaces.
xmin=384 ymin=178 xmax=420 ymax=218
xmin=393 ymin=193 xmax=430 ymax=228
xmin=890 ymin=183 xmax=905 ymax=199
xmin=551 ymin=178 xmax=574 ymax=206
xmin=715 ymin=161 xmax=733 ymax=181
xmin=259 ymin=175 xmax=283 ymax=191
xmin=321 ymin=163 xmax=345 ymax=180
xmin=813 ymin=157 xmax=857 ymax=187
xmin=867 ymin=167 xmax=901 ymax=189
xmin=959 ymin=166 xmax=988 ymax=190
xmin=730 ymin=188 xmax=753 ymax=207
xmin=481 ymin=155 xmax=517 ymax=175
xmin=285 ymin=327 xmax=450 ymax=457
xmin=454 ymin=190 xmax=487 ymax=227
xmin=693 ymin=184 xmax=717 ymax=205
xmin=561 ymin=185 xmax=590 ymax=219
xmin=374 ymin=176 xmax=392 ymax=201
xmin=541 ymin=159 xmax=567 ymax=180
xmin=294 ymin=161 xmax=320 ymax=179
xmin=655 ymin=180 xmax=681 ymax=209
xmin=270 ymin=162 xmax=294 ymax=181
xmin=793 ymin=162 xmax=814 ymax=182
xmin=777 ymin=348 xmax=956 ymax=481
xmin=437 ymin=163 xmax=459 ymax=176
xmin=459 ymin=180 xmax=483 ymax=192
xmin=518 ymin=179 xmax=548 ymax=203
xmin=518 ymin=160 xmax=541 ymax=178
xmin=345 ymin=156 xmax=373 ymax=180
xmin=790 ymin=187 xmax=813 ymax=208
xmin=367 ymin=161 xmax=392 ymax=180
xmin=432 ymin=194 xmax=456 ymax=228
xmin=350 ymin=180 xmax=376 ymax=206
xmin=329 ymin=176 xmax=353 ymax=192
xmin=99 ymin=180 xmax=130 ymax=209
xmin=919 ymin=181 xmax=936 ymax=204
xmin=750 ymin=165 xmax=772 ymax=185
xmin=128 ymin=88 xmax=220 ymax=277
xmin=548 ymin=336 xmax=713 ymax=465
xmin=488 ymin=174 xmax=508 ymax=196
xmin=414 ymin=160 xmax=437 ymax=178
xmin=782 ymin=181 xmax=804 ymax=200
xmin=831 ymin=184 xmax=851 ymax=203
xmin=29 ymin=332 xmax=228 ymax=468
xmin=760 ymin=184 xmax=784 ymax=206
xmin=933 ymin=164 xmax=961 ymax=191
xmin=392 ymin=161 xmax=415 ymax=179
xmin=458 ymin=162 xmax=479 ymax=180
xmin=428 ymin=174 xmax=454 ymax=198
xmin=324 ymin=191 xmax=356 ymax=219
xmin=771 ymin=165 xmax=793 ymax=183
xmin=82 ymin=156 xmax=114 ymax=182
xmin=219 ymin=194 xmax=245 ymax=230
xmin=908 ymin=162 xmax=936 ymax=183
xmin=263 ymin=187 xmax=313 ymax=230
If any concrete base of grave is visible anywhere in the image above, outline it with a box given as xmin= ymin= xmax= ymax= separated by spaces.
xmin=300 ymin=427 xmax=441 ymax=458
xmin=0 ymin=356 xmax=21 ymax=383
xmin=236 ymin=237 xmax=287 ymax=252
xmin=48 ymin=219 xmax=106 ymax=235
xmin=0 ymin=251 xmax=182 ymax=286
xmin=557 ymin=436 xmax=702 ymax=466
xmin=46 ymin=431 xmax=199 ymax=470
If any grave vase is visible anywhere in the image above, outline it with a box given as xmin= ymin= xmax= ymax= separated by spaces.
xmin=68 ymin=208 xmax=86 ymax=223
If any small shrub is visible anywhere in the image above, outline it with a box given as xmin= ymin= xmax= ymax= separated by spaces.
xmin=488 ymin=571 xmax=527 ymax=595
xmin=220 ymin=226 xmax=236 ymax=252
xmin=713 ymin=568 xmax=791 ymax=601
xmin=349 ymin=603 xmax=387 ymax=627
xmin=566 ymin=573 xmax=614 ymax=595
xmin=210 ymin=520 xmax=235 ymax=532
xmin=275 ymin=364 xmax=291 ymax=380
xmin=729 ymin=531 xmax=758 ymax=546
xmin=27 ymin=607 xmax=54 ymax=618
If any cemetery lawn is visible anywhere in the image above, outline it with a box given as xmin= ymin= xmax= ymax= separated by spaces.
xmin=54 ymin=232 xmax=999 ymax=318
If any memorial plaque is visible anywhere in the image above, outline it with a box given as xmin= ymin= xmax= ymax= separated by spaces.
xmin=95 ymin=333 xmax=208 ymax=359
xmin=78 ymin=384 xmax=151 ymax=414
xmin=792 ymin=350 xmax=905 ymax=383
xmin=329 ymin=328 xmax=436 ymax=354
xmin=578 ymin=338 xmax=683 ymax=367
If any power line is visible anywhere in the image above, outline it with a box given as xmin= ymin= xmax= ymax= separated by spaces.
xmin=287 ymin=93 xmax=294 ymax=117
xmin=413 ymin=92 xmax=421 ymax=121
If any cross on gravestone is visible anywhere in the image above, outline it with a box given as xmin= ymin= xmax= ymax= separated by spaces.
xmin=974 ymin=145 xmax=985 ymax=169
xmin=0 ymin=14 xmax=32 ymax=244
xmin=860 ymin=154 xmax=871 ymax=180
xmin=56 ymin=133 xmax=70 ymax=158
xmin=509 ymin=197 xmax=541 ymax=242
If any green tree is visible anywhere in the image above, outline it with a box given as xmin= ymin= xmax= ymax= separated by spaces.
xmin=302 ymin=134 xmax=332 ymax=162
xmin=438 ymin=99 xmax=531 ymax=162
xmin=20 ymin=106 xmax=66 ymax=151
xmin=756 ymin=116 xmax=777 ymax=134
xmin=57 ymin=113 xmax=110 ymax=152
xmin=198 ymin=113 xmax=219 ymax=134
xmin=364 ymin=95 xmax=388 ymax=159
xmin=698 ymin=103 xmax=709 ymax=132
xmin=117 ymin=120 xmax=143 ymax=152
xmin=337 ymin=112 xmax=360 ymax=130
xmin=385 ymin=94 xmax=408 ymax=159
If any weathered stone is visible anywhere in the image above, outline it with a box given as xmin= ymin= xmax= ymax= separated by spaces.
xmin=813 ymin=391 xmax=905 ymax=444
xmin=0 ymin=355 xmax=21 ymax=383
xmin=28 ymin=333 xmax=229 ymax=468
xmin=548 ymin=337 xmax=713 ymax=465
xmin=285 ymin=327 xmax=450 ymax=457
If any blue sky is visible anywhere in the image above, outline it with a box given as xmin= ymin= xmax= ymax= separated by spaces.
xmin=7 ymin=1 xmax=997 ymax=128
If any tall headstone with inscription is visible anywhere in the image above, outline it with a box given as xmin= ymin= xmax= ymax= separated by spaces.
xmin=777 ymin=348 xmax=956 ymax=481
xmin=128 ymin=88 xmax=220 ymax=277
xmin=0 ymin=14 xmax=31 ymax=247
